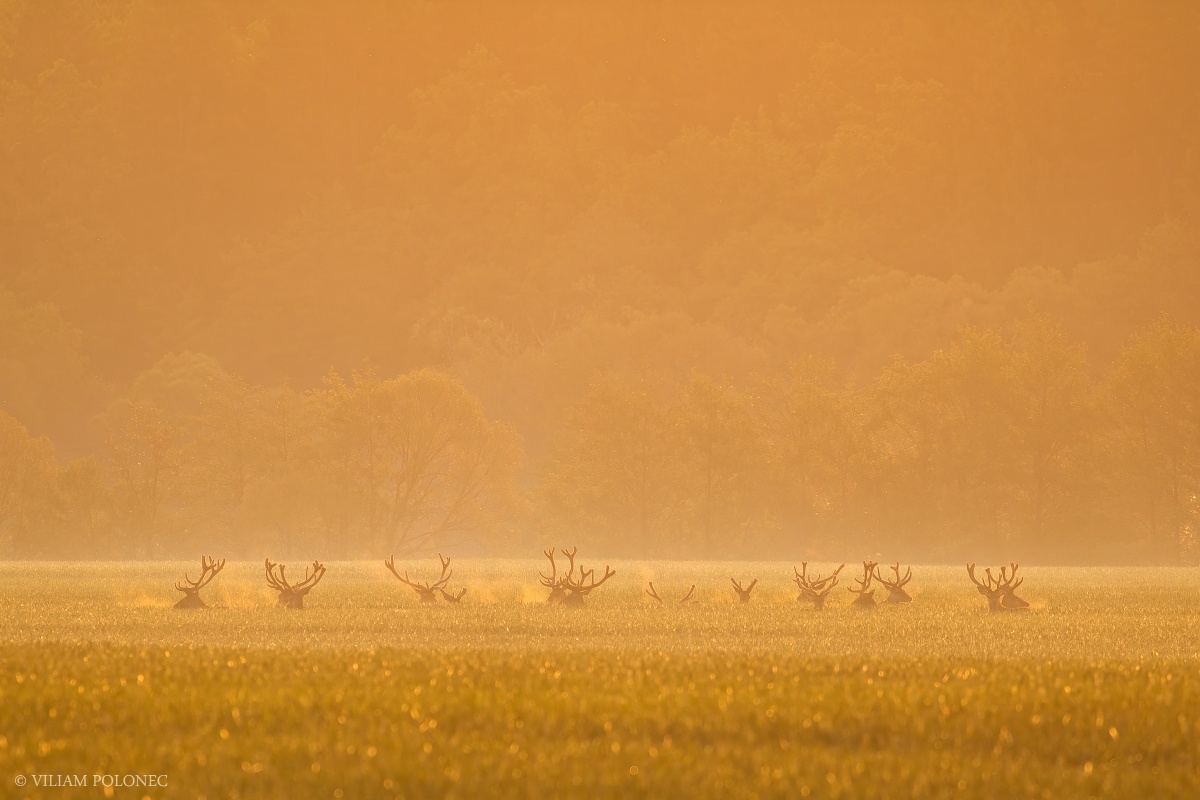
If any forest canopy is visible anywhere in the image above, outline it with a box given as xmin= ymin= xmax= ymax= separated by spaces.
xmin=1 ymin=1 xmax=1198 ymax=562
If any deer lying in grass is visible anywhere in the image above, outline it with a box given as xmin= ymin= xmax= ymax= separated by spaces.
xmin=793 ymin=562 xmax=844 ymax=610
xmin=847 ymin=561 xmax=878 ymax=608
xmin=264 ymin=558 xmax=326 ymax=609
xmin=873 ymin=562 xmax=913 ymax=604
xmin=730 ymin=578 xmax=758 ymax=603
xmin=646 ymin=582 xmax=696 ymax=604
xmin=539 ymin=546 xmax=616 ymax=607
xmin=967 ymin=562 xmax=1030 ymax=612
xmin=385 ymin=554 xmax=466 ymax=603
xmin=173 ymin=555 xmax=225 ymax=609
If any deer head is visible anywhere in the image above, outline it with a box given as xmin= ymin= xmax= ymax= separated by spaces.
xmin=173 ymin=555 xmax=225 ymax=609
xmin=967 ymin=562 xmax=1030 ymax=612
xmin=730 ymin=577 xmax=758 ymax=603
xmin=793 ymin=562 xmax=844 ymax=610
xmin=646 ymin=582 xmax=696 ymax=604
xmin=873 ymin=562 xmax=913 ymax=604
xmin=540 ymin=546 xmax=615 ymax=607
xmin=264 ymin=558 xmax=326 ymax=609
xmin=847 ymin=560 xmax=877 ymax=608
xmin=385 ymin=554 xmax=461 ymax=604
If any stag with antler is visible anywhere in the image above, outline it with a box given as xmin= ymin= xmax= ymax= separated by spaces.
xmin=847 ymin=560 xmax=878 ymax=608
xmin=539 ymin=546 xmax=616 ymax=607
xmin=385 ymin=554 xmax=465 ymax=604
xmin=730 ymin=577 xmax=758 ymax=603
xmin=967 ymin=562 xmax=1030 ymax=612
xmin=646 ymin=582 xmax=696 ymax=604
xmin=873 ymin=562 xmax=913 ymax=604
xmin=793 ymin=562 xmax=844 ymax=610
xmin=264 ymin=558 xmax=326 ymax=609
xmin=173 ymin=555 xmax=225 ymax=609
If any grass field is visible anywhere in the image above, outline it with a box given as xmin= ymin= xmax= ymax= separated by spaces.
xmin=1 ymin=561 xmax=1198 ymax=799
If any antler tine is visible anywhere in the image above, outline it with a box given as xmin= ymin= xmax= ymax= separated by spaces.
xmin=680 ymin=585 xmax=695 ymax=603
xmin=646 ymin=582 xmax=663 ymax=602
xmin=731 ymin=577 xmax=743 ymax=592
xmin=747 ymin=578 xmax=758 ymax=591
xmin=966 ymin=562 xmax=986 ymax=588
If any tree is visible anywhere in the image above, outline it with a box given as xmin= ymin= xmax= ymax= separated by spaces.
xmin=103 ymin=400 xmax=179 ymax=557
xmin=1105 ymin=319 xmax=1200 ymax=560
xmin=0 ymin=411 xmax=55 ymax=555
xmin=541 ymin=378 xmax=684 ymax=555
xmin=310 ymin=369 xmax=522 ymax=556
xmin=675 ymin=375 xmax=771 ymax=555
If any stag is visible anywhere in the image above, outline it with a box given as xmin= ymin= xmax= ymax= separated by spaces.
xmin=730 ymin=577 xmax=758 ymax=603
xmin=173 ymin=555 xmax=225 ymax=609
xmin=873 ymin=562 xmax=913 ymax=604
xmin=385 ymin=554 xmax=464 ymax=604
xmin=847 ymin=560 xmax=878 ymax=608
xmin=967 ymin=562 xmax=1030 ymax=612
xmin=793 ymin=562 xmax=844 ymax=610
xmin=264 ymin=558 xmax=326 ymax=609
xmin=646 ymin=582 xmax=696 ymax=604
xmin=539 ymin=546 xmax=616 ymax=607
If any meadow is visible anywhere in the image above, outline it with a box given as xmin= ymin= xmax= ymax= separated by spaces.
xmin=1 ymin=560 xmax=1198 ymax=799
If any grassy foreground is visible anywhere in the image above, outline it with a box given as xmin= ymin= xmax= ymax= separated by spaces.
xmin=1 ymin=561 xmax=1198 ymax=799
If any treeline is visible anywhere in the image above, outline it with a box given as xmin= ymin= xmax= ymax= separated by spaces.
xmin=2 ymin=2 xmax=1199 ymax=458
xmin=2 ymin=319 xmax=1196 ymax=563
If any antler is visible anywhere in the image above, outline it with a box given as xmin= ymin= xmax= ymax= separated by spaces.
xmin=873 ymin=562 xmax=912 ymax=589
xmin=439 ymin=587 xmax=467 ymax=603
xmin=848 ymin=561 xmax=876 ymax=594
xmin=847 ymin=561 xmax=877 ymax=607
xmin=265 ymin=558 xmax=291 ymax=593
xmin=647 ymin=582 xmax=696 ymax=604
xmin=538 ymin=548 xmax=560 ymax=588
xmin=966 ymin=562 xmax=987 ymax=590
xmin=176 ymin=555 xmax=225 ymax=592
xmin=386 ymin=554 xmax=454 ymax=602
xmin=794 ymin=562 xmax=843 ymax=593
xmin=565 ymin=563 xmax=616 ymax=595
xmin=290 ymin=560 xmax=326 ymax=592
xmin=431 ymin=554 xmax=453 ymax=591
xmin=385 ymin=554 xmax=423 ymax=590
